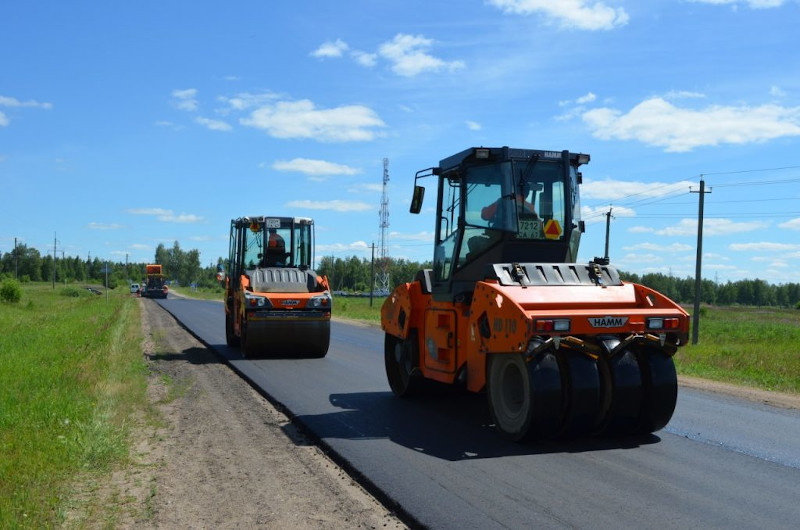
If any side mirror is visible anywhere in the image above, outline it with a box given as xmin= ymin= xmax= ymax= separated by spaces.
xmin=410 ymin=185 xmax=425 ymax=214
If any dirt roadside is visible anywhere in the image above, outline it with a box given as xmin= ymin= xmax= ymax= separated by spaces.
xmin=96 ymin=299 xmax=408 ymax=529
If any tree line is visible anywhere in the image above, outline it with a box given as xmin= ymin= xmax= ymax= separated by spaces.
xmin=0 ymin=242 xmax=220 ymax=290
xmin=3 ymin=242 xmax=799 ymax=308
xmin=316 ymin=256 xmax=800 ymax=307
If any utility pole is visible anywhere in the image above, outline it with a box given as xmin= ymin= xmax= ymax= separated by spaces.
xmin=604 ymin=207 xmax=613 ymax=261
xmin=14 ymin=237 xmax=18 ymax=279
xmin=369 ymin=243 xmax=376 ymax=307
xmin=690 ymin=178 xmax=711 ymax=345
xmin=52 ymin=232 xmax=57 ymax=289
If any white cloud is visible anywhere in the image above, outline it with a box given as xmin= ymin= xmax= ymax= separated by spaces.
xmin=581 ymin=204 xmax=636 ymax=224
xmin=389 ymin=231 xmax=435 ymax=242
xmin=240 ymin=99 xmax=386 ymax=142
xmin=0 ymin=95 xmax=53 ymax=109
xmin=778 ymin=218 xmax=800 ymax=230
xmin=128 ymin=208 xmax=204 ymax=223
xmin=687 ymin=0 xmax=786 ymax=8
xmin=87 ymin=222 xmax=124 ymax=230
xmin=0 ymin=95 xmax=53 ymax=126
xmin=576 ymin=92 xmax=597 ymax=104
xmin=130 ymin=244 xmax=150 ymax=251
xmin=317 ymin=241 xmax=371 ymax=253
xmin=163 ymin=213 xmax=204 ymax=223
xmin=488 ymin=0 xmax=629 ymax=30
xmin=352 ymin=51 xmax=378 ymax=67
xmin=582 ymin=97 xmax=800 ymax=152
xmin=311 ymin=39 xmax=349 ymax=58
xmin=272 ymin=158 xmax=360 ymax=176
xmin=218 ymin=92 xmax=280 ymax=112
xmin=466 ymin=120 xmax=482 ymax=131
xmin=129 ymin=208 xmax=172 ymax=216
xmin=658 ymin=218 xmax=767 ymax=236
xmin=581 ymin=178 xmax=694 ymax=200
xmin=770 ymin=85 xmax=787 ymax=97
xmin=663 ymin=90 xmax=706 ymax=100
xmin=628 ymin=225 xmax=655 ymax=233
xmin=378 ymin=34 xmax=465 ymax=77
xmin=286 ymin=199 xmax=374 ymax=212
xmin=172 ymin=88 xmax=198 ymax=112
xmin=618 ymin=252 xmax=663 ymax=264
xmin=729 ymin=241 xmax=800 ymax=252
xmin=623 ymin=242 xmax=693 ymax=252
xmin=195 ymin=116 xmax=232 ymax=131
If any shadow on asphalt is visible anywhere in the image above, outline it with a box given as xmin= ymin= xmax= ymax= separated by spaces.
xmin=290 ymin=389 xmax=661 ymax=462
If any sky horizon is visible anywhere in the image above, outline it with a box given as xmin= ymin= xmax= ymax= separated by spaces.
xmin=2 ymin=0 xmax=800 ymax=284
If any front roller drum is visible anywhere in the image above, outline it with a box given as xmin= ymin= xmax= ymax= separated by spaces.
xmin=487 ymin=352 xmax=562 ymax=442
xmin=242 ymin=318 xmax=330 ymax=358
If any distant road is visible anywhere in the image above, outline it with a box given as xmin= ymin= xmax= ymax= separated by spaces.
xmin=157 ymin=297 xmax=800 ymax=529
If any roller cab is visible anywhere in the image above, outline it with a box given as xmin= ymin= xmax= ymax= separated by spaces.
xmin=222 ymin=216 xmax=331 ymax=358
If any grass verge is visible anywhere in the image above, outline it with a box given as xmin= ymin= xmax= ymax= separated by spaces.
xmin=0 ymin=284 xmax=149 ymax=528
xmin=675 ymin=306 xmax=800 ymax=394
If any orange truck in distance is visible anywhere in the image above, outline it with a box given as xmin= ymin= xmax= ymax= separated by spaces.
xmin=142 ymin=264 xmax=168 ymax=299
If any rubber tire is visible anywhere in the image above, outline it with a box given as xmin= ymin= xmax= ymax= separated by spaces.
xmin=634 ymin=350 xmax=677 ymax=434
xmin=225 ymin=312 xmax=240 ymax=347
xmin=597 ymin=349 xmax=643 ymax=436
xmin=557 ymin=351 xmax=602 ymax=438
xmin=384 ymin=331 xmax=421 ymax=397
xmin=487 ymin=352 xmax=562 ymax=442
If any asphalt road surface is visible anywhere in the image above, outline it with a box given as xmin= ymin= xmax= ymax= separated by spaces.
xmin=157 ymin=297 xmax=800 ymax=529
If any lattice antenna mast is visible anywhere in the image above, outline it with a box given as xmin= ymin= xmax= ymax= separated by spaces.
xmin=376 ymin=158 xmax=390 ymax=292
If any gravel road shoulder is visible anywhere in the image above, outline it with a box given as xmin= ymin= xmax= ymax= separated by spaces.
xmin=103 ymin=299 xmax=407 ymax=528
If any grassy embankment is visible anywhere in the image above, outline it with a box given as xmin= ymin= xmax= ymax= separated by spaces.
xmin=675 ymin=306 xmax=800 ymax=393
xmin=0 ymin=283 xmax=149 ymax=528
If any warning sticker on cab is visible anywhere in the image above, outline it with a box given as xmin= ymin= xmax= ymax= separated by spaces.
xmin=543 ymin=219 xmax=562 ymax=240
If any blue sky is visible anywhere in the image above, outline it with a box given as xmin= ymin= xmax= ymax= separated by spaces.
xmin=2 ymin=0 xmax=800 ymax=283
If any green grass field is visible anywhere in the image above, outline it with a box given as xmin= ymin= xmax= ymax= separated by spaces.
xmin=1 ymin=282 xmax=797 ymax=526
xmin=675 ymin=306 xmax=800 ymax=393
xmin=0 ymin=283 xmax=148 ymax=528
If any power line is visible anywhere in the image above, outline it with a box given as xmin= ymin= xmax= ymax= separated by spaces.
xmin=710 ymin=177 xmax=800 ymax=188
xmin=700 ymin=165 xmax=800 ymax=177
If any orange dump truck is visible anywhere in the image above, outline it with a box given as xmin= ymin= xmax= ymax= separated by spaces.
xmin=142 ymin=264 xmax=168 ymax=299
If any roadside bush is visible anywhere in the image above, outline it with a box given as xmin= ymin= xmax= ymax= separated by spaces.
xmin=0 ymin=279 xmax=22 ymax=303
xmin=60 ymin=286 xmax=86 ymax=298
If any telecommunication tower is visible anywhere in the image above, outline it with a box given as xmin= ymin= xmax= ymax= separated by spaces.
xmin=376 ymin=158 xmax=390 ymax=293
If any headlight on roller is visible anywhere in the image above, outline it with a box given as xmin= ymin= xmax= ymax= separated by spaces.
xmin=244 ymin=292 xmax=271 ymax=308
xmin=308 ymin=293 xmax=332 ymax=309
